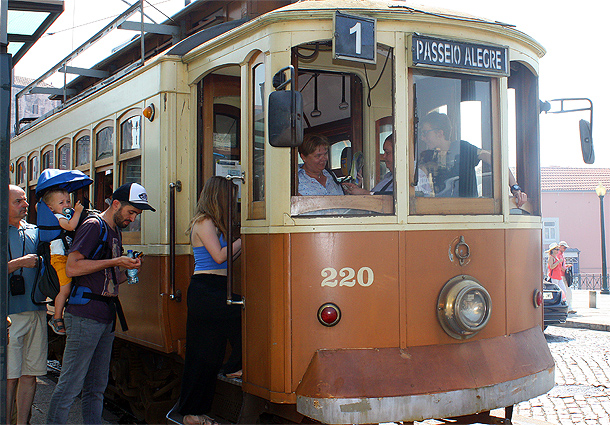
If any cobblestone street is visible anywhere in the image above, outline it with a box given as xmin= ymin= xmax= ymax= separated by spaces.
xmin=515 ymin=326 xmax=610 ymax=425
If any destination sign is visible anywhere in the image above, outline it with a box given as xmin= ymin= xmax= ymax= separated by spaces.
xmin=411 ymin=35 xmax=509 ymax=76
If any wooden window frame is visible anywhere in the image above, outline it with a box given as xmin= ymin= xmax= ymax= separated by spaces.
xmin=28 ymin=152 xmax=39 ymax=187
xmin=16 ymin=157 xmax=26 ymax=186
xmin=118 ymin=109 xmax=143 ymax=244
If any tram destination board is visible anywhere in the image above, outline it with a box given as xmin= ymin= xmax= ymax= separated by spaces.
xmin=333 ymin=11 xmax=376 ymax=64
xmin=411 ymin=35 xmax=509 ymax=76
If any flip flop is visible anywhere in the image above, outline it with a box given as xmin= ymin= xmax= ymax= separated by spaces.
xmin=183 ymin=414 xmax=219 ymax=425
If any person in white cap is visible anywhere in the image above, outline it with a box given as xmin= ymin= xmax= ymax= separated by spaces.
xmin=47 ymin=183 xmax=155 ymax=425
xmin=558 ymin=241 xmax=575 ymax=313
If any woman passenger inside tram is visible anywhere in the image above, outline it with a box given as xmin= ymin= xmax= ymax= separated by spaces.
xmin=297 ymin=134 xmax=344 ymax=196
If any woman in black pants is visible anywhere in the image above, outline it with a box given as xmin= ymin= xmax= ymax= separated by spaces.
xmin=177 ymin=176 xmax=242 ymax=425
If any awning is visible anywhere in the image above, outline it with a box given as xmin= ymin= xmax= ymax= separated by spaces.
xmin=3 ymin=0 xmax=64 ymax=65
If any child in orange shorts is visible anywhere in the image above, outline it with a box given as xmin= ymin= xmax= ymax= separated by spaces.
xmin=42 ymin=189 xmax=84 ymax=335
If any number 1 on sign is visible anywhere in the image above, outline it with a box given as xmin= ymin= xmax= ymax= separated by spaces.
xmin=349 ymin=22 xmax=362 ymax=54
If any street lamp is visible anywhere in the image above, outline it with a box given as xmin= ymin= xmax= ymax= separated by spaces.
xmin=595 ymin=182 xmax=609 ymax=294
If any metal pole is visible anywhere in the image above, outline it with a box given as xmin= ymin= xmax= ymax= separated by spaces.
xmin=600 ymin=193 xmax=609 ymax=294
xmin=1 ymin=7 xmax=13 ymax=420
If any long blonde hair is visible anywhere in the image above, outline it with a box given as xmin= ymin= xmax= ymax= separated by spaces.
xmin=187 ymin=176 xmax=237 ymax=240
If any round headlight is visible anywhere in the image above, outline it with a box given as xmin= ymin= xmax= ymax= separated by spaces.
xmin=437 ymin=275 xmax=492 ymax=340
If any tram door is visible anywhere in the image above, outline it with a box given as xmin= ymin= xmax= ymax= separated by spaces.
xmin=197 ymin=69 xmax=242 ymax=287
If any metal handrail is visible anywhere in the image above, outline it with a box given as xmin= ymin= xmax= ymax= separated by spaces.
xmin=225 ymin=174 xmax=245 ymax=306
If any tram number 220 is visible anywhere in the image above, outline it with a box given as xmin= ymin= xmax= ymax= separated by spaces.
xmin=321 ymin=267 xmax=374 ymax=287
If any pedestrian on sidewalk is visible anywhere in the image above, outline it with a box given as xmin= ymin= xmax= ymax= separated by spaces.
xmin=547 ymin=242 xmax=570 ymax=305
xmin=558 ymin=241 xmax=575 ymax=313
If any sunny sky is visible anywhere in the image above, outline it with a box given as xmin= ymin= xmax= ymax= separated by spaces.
xmin=12 ymin=0 xmax=609 ymax=168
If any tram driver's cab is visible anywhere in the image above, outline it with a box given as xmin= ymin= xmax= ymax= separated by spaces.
xmin=270 ymin=37 xmax=542 ymax=218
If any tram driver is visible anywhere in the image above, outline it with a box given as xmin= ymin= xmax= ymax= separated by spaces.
xmin=417 ymin=112 xmax=527 ymax=207
xmin=297 ymin=134 xmax=344 ymax=196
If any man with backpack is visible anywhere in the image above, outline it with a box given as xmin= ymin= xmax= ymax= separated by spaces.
xmin=46 ymin=182 xmax=155 ymax=425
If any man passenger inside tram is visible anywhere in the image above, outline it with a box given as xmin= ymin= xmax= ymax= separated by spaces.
xmin=343 ymin=134 xmax=432 ymax=196
xmin=418 ymin=111 xmax=527 ymax=207
xmin=297 ymin=134 xmax=344 ymax=196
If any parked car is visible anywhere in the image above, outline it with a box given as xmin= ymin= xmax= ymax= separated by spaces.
xmin=543 ymin=281 xmax=568 ymax=330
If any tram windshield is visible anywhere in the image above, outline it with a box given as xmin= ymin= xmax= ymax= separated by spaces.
xmin=413 ymin=72 xmax=494 ymax=199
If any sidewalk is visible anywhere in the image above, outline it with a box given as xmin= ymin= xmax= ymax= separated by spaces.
xmin=558 ymin=288 xmax=610 ymax=332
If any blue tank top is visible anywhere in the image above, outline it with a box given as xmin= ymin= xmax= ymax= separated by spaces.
xmin=193 ymin=234 xmax=228 ymax=271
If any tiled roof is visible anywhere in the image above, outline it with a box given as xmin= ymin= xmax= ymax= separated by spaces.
xmin=13 ymin=75 xmax=55 ymax=89
xmin=541 ymin=166 xmax=610 ymax=192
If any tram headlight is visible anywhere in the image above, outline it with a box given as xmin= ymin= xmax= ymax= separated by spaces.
xmin=437 ymin=275 xmax=492 ymax=340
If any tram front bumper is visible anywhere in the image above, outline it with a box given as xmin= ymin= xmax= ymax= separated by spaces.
xmin=295 ymin=327 xmax=554 ymax=424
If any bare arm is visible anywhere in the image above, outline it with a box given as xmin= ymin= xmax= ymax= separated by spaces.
xmin=8 ymin=254 xmax=38 ymax=274
xmin=65 ymin=250 xmax=140 ymax=278
xmin=59 ymin=201 xmax=85 ymax=232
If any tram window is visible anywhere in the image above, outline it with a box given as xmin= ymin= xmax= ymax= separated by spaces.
xmin=96 ymin=126 xmax=114 ymax=161
xmin=249 ymin=59 xmax=265 ymax=219
xmin=42 ymin=149 xmax=53 ymax=170
xmin=120 ymin=158 xmax=142 ymax=242
xmin=75 ymin=135 xmax=90 ymax=167
xmin=57 ymin=141 xmax=70 ymax=170
xmin=121 ymin=116 xmax=141 ymax=152
xmin=413 ymin=72 xmax=494 ymax=204
xmin=28 ymin=154 xmax=39 ymax=183
xmin=16 ymin=159 xmax=26 ymax=185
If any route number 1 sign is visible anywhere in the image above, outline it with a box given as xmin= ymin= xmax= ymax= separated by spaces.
xmin=333 ymin=12 xmax=376 ymax=64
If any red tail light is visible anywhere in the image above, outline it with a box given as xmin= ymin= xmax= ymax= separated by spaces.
xmin=318 ymin=303 xmax=341 ymax=327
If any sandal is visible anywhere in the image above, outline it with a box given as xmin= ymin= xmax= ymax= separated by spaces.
xmin=225 ymin=370 xmax=242 ymax=379
xmin=48 ymin=318 xmax=66 ymax=335
xmin=183 ymin=414 xmax=219 ymax=425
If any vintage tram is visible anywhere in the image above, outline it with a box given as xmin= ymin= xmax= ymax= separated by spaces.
xmin=11 ymin=0 xmax=584 ymax=423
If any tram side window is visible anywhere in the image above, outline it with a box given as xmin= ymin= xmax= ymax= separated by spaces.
xmin=16 ymin=159 xmax=26 ymax=186
xmin=42 ymin=148 xmax=53 ymax=170
xmin=75 ymin=134 xmax=90 ymax=168
xmin=57 ymin=141 xmax=70 ymax=170
xmin=413 ymin=72 xmax=493 ymax=200
xmin=249 ymin=58 xmax=265 ymax=219
xmin=119 ymin=113 xmax=143 ymax=242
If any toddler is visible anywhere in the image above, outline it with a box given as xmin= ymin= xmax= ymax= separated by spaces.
xmin=42 ymin=188 xmax=84 ymax=335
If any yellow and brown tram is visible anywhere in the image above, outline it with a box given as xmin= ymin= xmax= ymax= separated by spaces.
xmin=11 ymin=0 xmax=587 ymax=423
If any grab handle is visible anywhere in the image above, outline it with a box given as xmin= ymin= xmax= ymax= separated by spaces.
xmin=225 ymin=174 xmax=245 ymax=306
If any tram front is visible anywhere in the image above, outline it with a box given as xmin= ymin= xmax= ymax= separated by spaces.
xmin=238 ymin=2 xmax=554 ymax=423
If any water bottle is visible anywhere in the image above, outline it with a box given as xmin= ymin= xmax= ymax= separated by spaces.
xmin=126 ymin=250 xmax=139 ymax=284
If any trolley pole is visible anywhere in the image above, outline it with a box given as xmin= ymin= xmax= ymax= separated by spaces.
xmin=596 ymin=183 xmax=609 ymax=294
xmin=1 ymin=0 xmax=12 ymax=422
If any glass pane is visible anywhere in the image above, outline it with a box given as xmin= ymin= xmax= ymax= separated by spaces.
xmin=414 ymin=74 xmax=492 ymax=198
xmin=17 ymin=161 xmax=26 ymax=184
xmin=75 ymin=135 xmax=90 ymax=166
xmin=29 ymin=156 xmax=38 ymax=180
xmin=252 ymin=63 xmax=265 ymax=202
xmin=121 ymin=157 xmax=142 ymax=232
xmin=96 ymin=127 xmax=114 ymax=160
xmin=214 ymin=113 xmax=239 ymax=160
xmin=42 ymin=151 xmax=53 ymax=170
xmin=121 ymin=116 xmax=142 ymax=153
xmin=58 ymin=144 xmax=70 ymax=170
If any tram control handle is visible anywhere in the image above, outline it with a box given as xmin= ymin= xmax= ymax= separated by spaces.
xmin=225 ymin=174 xmax=245 ymax=306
